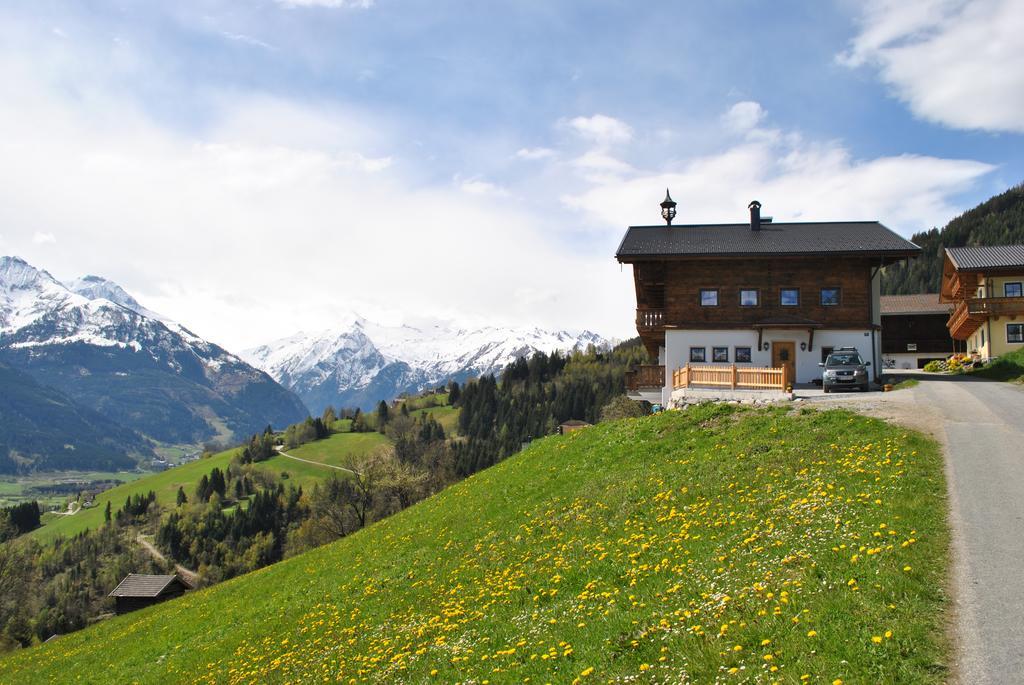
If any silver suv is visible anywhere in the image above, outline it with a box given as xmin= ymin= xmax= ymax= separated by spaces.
xmin=819 ymin=347 xmax=871 ymax=393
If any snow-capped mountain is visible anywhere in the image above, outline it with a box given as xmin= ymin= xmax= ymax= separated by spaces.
xmin=0 ymin=256 xmax=308 ymax=450
xmin=244 ymin=316 xmax=609 ymax=411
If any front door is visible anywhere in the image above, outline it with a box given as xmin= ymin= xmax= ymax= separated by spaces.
xmin=772 ymin=341 xmax=796 ymax=386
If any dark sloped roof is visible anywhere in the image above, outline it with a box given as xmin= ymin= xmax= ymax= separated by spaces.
xmin=945 ymin=245 xmax=1024 ymax=271
xmin=880 ymin=294 xmax=951 ymax=315
xmin=109 ymin=574 xmax=186 ymax=598
xmin=615 ymin=222 xmax=920 ymax=261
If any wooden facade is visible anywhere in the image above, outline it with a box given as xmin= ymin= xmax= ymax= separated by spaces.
xmin=633 ymin=257 xmax=877 ymax=356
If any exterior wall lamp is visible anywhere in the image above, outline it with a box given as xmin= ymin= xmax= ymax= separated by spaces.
xmin=800 ymin=342 xmax=807 ymax=351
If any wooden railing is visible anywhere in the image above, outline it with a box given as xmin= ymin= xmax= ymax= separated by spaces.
xmin=636 ymin=308 xmax=665 ymax=330
xmin=672 ymin=363 xmax=786 ymax=391
xmin=948 ymin=296 xmax=1024 ymax=339
xmin=625 ymin=365 xmax=665 ymax=391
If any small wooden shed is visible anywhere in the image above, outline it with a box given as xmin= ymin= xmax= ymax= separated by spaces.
xmin=558 ymin=420 xmax=592 ymax=435
xmin=108 ymin=574 xmax=191 ymax=615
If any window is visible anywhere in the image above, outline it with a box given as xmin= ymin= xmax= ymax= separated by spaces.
xmin=712 ymin=346 xmax=729 ymax=362
xmin=1005 ymin=282 xmax=1023 ymax=298
xmin=821 ymin=346 xmax=833 ymax=363
xmin=780 ymin=288 xmax=800 ymax=306
xmin=1009 ymin=323 xmax=1024 ymax=344
xmin=739 ymin=289 xmax=759 ymax=306
xmin=820 ymin=287 xmax=841 ymax=306
xmin=981 ymin=327 xmax=985 ymax=347
xmin=700 ymin=289 xmax=719 ymax=306
xmin=735 ymin=346 xmax=752 ymax=363
xmin=690 ymin=347 xmax=706 ymax=362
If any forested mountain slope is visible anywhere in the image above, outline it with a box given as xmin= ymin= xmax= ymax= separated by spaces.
xmin=882 ymin=183 xmax=1024 ymax=294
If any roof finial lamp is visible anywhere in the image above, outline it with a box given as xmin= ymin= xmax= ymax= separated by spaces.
xmin=660 ymin=189 xmax=677 ymax=226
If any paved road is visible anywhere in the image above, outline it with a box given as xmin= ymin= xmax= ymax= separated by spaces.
xmin=907 ymin=374 xmax=1024 ymax=683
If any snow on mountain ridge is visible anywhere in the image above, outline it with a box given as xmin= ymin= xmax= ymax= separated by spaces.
xmin=243 ymin=317 xmax=609 ymax=410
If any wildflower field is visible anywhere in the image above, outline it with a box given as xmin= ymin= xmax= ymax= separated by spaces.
xmin=0 ymin=405 xmax=949 ymax=684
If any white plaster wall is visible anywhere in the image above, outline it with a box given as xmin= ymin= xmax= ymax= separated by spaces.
xmin=664 ymin=329 xmax=875 ymax=385
xmin=882 ymin=352 xmax=947 ymax=370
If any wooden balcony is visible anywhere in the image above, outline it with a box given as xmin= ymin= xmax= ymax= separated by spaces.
xmin=673 ymin=363 xmax=786 ymax=391
xmin=948 ymin=296 xmax=1024 ymax=340
xmin=636 ymin=308 xmax=665 ymax=330
xmin=625 ymin=365 xmax=665 ymax=392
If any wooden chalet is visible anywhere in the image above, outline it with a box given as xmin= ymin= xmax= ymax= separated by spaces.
xmin=879 ymin=294 xmax=956 ymax=368
xmin=941 ymin=245 xmax=1024 ymax=359
xmin=109 ymin=573 xmax=191 ymax=615
xmin=618 ymin=196 xmax=920 ymax=405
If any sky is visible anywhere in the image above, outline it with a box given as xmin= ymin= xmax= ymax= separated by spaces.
xmin=0 ymin=0 xmax=1022 ymax=351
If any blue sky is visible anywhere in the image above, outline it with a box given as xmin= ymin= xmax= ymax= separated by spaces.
xmin=0 ymin=0 xmax=1021 ymax=349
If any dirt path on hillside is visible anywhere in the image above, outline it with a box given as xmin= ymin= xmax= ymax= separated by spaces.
xmin=136 ymin=534 xmax=199 ymax=587
xmin=274 ymin=447 xmax=360 ymax=476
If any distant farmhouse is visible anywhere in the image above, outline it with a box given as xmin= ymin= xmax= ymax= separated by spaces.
xmin=619 ymin=194 xmax=919 ymax=405
xmin=109 ymin=574 xmax=191 ymax=615
xmin=879 ymin=294 xmax=955 ymax=369
xmin=941 ymin=245 xmax=1024 ymax=359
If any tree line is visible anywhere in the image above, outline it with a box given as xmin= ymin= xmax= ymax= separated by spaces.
xmin=881 ymin=182 xmax=1024 ymax=295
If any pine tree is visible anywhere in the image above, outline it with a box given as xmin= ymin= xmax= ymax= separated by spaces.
xmin=176 ymin=487 xmax=187 ymax=506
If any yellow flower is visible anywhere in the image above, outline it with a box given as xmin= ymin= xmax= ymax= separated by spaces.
xmin=733 ymin=645 xmax=743 ymax=652
xmin=806 ymin=630 xmax=818 ymax=637
xmin=580 ymin=667 xmax=594 ymax=677
xmin=761 ymin=638 xmax=771 ymax=646
xmin=871 ymin=636 xmax=883 ymax=644
xmin=885 ymin=630 xmax=893 ymax=639
xmin=833 ymin=680 xmax=844 ymax=685
xmin=639 ymin=663 xmax=651 ymax=672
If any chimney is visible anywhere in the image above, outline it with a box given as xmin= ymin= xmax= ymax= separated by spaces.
xmin=748 ymin=200 xmax=761 ymax=231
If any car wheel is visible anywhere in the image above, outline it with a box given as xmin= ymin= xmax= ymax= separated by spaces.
xmin=823 ymin=386 xmax=831 ymax=394
xmin=860 ymin=383 xmax=869 ymax=392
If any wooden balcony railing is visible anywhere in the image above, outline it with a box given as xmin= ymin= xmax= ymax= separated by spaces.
xmin=636 ymin=308 xmax=665 ymax=330
xmin=948 ymin=296 xmax=1024 ymax=340
xmin=625 ymin=365 xmax=665 ymax=392
xmin=672 ymin=363 xmax=786 ymax=391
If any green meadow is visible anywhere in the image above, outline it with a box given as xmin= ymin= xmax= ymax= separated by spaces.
xmin=3 ymin=406 xmax=949 ymax=684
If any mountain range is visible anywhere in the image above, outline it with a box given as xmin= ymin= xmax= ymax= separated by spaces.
xmin=0 ymin=256 xmax=308 ymax=470
xmin=243 ymin=317 xmax=608 ymax=412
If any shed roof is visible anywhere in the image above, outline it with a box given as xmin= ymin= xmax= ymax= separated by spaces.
xmin=880 ymin=294 xmax=952 ymax=315
xmin=945 ymin=245 xmax=1024 ymax=271
xmin=108 ymin=574 xmax=188 ymax=598
xmin=615 ymin=222 xmax=919 ymax=262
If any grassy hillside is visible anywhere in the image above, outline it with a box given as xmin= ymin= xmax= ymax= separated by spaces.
xmin=26 ymin=447 xmax=240 ymax=544
xmin=1 ymin=406 xmax=949 ymax=684
xmin=971 ymin=348 xmax=1024 ymax=383
xmin=28 ymin=431 xmax=391 ymax=543
xmin=261 ymin=431 xmax=390 ymax=487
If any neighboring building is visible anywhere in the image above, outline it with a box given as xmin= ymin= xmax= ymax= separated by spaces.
xmin=879 ymin=294 xmax=956 ymax=369
xmin=617 ymin=198 xmax=920 ymax=405
xmin=941 ymin=245 xmax=1024 ymax=359
xmin=109 ymin=574 xmax=191 ymax=615
xmin=558 ymin=420 xmax=591 ymax=435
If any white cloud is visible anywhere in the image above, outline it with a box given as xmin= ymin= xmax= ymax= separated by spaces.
xmin=721 ymin=101 xmax=765 ymax=133
xmin=32 ymin=232 xmax=56 ymax=245
xmin=562 ymin=105 xmax=993 ymax=234
xmin=566 ymin=114 xmax=633 ymax=147
xmin=274 ymin=0 xmax=374 ymax=8
xmin=456 ymin=176 xmax=508 ymax=197
xmin=515 ymin=147 xmax=555 ymax=161
xmin=220 ymin=32 xmax=277 ymax=51
xmin=839 ymin=0 xmax=1024 ymax=132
